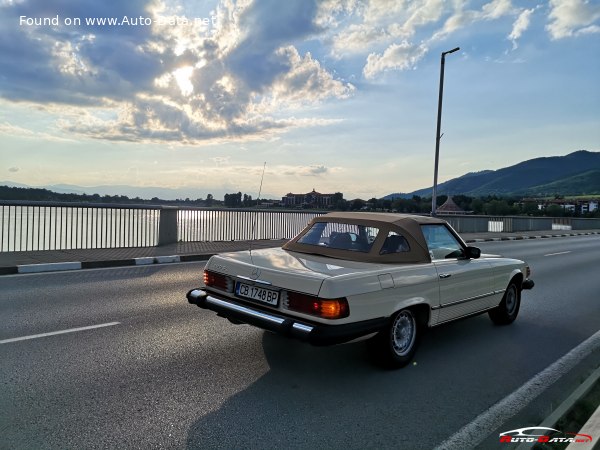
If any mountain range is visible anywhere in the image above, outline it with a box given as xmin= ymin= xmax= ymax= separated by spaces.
xmin=383 ymin=150 xmax=600 ymax=200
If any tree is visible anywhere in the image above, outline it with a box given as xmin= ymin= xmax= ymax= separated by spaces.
xmin=350 ymin=199 xmax=366 ymax=210
xmin=367 ymin=197 xmax=379 ymax=210
xmin=521 ymin=201 xmax=538 ymax=216
xmin=224 ymin=192 xmax=242 ymax=207
xmin=331 ymin=192 xmax=346 ymax=210
xmin=206 ymin=194 xmax=213 ymax=206
xmin=545 ymin=204 xmax=563 ymax=217
xmin=484 ymin=199 xmax=511 ymax=216
xmin=471 ymin=199 xmax=484 ymax=214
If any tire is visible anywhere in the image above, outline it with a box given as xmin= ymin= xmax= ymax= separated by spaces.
xmin=488 ymin=281 xmax=520 ymax=325
xmin=368 ymin=308 xmax=420 ymax=369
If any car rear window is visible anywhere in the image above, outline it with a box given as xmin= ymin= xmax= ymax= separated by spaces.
xmin=297 ymin=222 xmax=380 ymax=252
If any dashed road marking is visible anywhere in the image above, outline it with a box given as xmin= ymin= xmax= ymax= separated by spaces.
xmin=544 ymin=251 xmax=571 ymax=257
xmin=0 ymin=322 xmax=121 ymax=344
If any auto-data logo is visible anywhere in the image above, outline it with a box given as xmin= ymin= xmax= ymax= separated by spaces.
xmin=499 ymin=427 xmax=593 ymax=444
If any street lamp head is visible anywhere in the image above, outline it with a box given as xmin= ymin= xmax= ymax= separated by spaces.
xmin=443 ymin=47 xmax=460 ymax=56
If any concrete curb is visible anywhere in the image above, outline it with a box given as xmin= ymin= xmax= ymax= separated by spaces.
xmin=515 ymin=365 xmax=600 ymax=450
xmin=18 ymin=262 xmax=82 ymax=274
xmin=11 ymin=254 xmax=215 ymax=275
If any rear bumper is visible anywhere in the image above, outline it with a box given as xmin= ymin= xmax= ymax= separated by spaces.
xmin=186 ymin=288 xmax=387 ymax=346
xmin=522 ymin=279 xmax=535 ymax=290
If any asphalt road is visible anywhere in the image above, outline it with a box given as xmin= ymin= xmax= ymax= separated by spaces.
xmin=1 ymin=236 xmax=599 ymax=449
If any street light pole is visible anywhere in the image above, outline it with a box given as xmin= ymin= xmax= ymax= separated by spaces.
xmin=431 ymin=46 xmax=460 ymax=216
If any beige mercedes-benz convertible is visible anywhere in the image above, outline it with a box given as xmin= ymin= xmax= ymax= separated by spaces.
xmin=187 ymin=212 xmax=534 ymax=368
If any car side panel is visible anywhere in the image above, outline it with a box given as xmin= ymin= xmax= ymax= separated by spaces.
xmin=337 ymin=265 xmax=440 ymax=324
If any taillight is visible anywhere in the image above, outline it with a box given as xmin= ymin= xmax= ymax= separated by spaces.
xmin=203 ymin=270 xmax=230 ymax=291
xmin=285 ymin=291 xmax=349 ymax=319
xmin=526 ymin=266 xmax=531 ymax=278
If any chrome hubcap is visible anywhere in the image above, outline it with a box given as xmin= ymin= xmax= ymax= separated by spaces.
xmin=505 ymin=286 xmax=517 ymax=315
xmin=392 ymin=311 xmax=415 ymax=356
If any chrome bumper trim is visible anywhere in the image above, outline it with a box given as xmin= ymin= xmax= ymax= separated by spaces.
xmin=205 ymin=296 xmax=286 ymax=326
xmin=188 ymin=290 xmax=388 ymax=346
xmin=431 ymin=291 xmax=498 ymax=310
xmin=292 ymin=323 xmax=314 ymax=334
xmin=189 ymin=289 xmax=206 ymax=300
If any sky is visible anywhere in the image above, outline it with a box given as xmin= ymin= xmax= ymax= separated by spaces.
xmin=0 ymin=0 xmax=599 ymax=200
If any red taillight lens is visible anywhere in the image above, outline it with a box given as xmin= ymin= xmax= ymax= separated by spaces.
xmin=285 ymin=291 xmax=349 ymax=319
xmin=203 ymin=270 xmax=229 ymax=291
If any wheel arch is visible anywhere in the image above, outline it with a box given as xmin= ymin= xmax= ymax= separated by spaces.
xmin=508 ymin=270 xmax=524 ymax=290
xmin=392 ymin=299 xmax=431 ymax=327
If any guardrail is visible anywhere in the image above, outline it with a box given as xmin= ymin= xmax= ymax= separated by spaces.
xmin=0 ymin=201 xmax=161 ymax=252
xmin=1 ymin=200 xmax=599 ymax=252
xmin=0 ymin=201 xmax=323 ymax=252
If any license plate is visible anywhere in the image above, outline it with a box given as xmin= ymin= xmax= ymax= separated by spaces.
xmin=235 ymin=282 xmax=279 ymax=306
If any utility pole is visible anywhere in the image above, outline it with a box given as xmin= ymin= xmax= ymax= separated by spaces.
xmin=432 ymin=47 xmax=460 ymax=216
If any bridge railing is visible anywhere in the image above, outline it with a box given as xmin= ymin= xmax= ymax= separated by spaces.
xmin=1 ymin=200 xmax=599 ymax=252
xmin=0 ymin=201 xmax=161 ymax=252
xmin=0 ymin=201 xmax=324 ymax=252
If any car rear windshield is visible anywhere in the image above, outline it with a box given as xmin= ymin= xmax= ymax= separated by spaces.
xmin=297 ymin=222 xmax=380 ymax=252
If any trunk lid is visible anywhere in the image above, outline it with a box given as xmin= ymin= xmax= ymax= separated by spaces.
xmin=205 ymin=247 xmax=386 ymax=296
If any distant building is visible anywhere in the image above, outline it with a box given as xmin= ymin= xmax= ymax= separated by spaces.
xmin=281 ymin=189 xmax=338 ymax=208
xmin=436 ymin=196 xmax=466 ymax=215
xmin=528 ymin=197 xmax=600 ymax=215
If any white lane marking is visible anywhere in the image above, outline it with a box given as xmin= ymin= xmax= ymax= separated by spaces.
xmin=544 ymin=251 xmax=571 ymax=257
xmin=0 ymin=322 xmax=121 ymax=344
xmin=434 ymin=329 xmax=600 ymax=450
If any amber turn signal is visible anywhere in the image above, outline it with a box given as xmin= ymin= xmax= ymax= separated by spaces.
xmin=285 ymin=292 xmax=349 ymax=319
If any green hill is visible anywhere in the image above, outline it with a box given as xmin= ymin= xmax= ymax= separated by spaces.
xmin=400 ymin=150 xmax=600 ymax=198
xmin=525 ymin=169 xmax=600 ymax=196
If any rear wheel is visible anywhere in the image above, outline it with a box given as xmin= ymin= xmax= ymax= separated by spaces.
xmin=368 ymin=308 xmax=420 ymax=369
xmin=489 ymin=281 xmax=520 ymax=325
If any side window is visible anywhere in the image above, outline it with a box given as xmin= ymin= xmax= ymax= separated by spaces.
xmin=379 ymin=231 xmax=411 ymax=255
xmin=421 ymin=224 xmax=464 ymax=260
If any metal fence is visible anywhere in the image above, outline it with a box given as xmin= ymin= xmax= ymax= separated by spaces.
xmin=177 ymin=209 xmax=323 ymax=242
xmin=1 ymin=201 xmax=160 ymax=252
xmin=1 ymin=200 xmax=599 ymax=252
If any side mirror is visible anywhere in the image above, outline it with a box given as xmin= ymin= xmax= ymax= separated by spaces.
xmin=466 ymin=246 xmax=481 ymax=259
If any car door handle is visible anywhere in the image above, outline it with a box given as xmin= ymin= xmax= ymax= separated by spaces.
xmin=439 ymin=273 xmax=452 ymax=279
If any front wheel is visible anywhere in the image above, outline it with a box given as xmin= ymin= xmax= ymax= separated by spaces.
xmin=368 ymin=309 xmax=420 ymax=369
xmin=489 ymin=282 xmax=520 ymax=325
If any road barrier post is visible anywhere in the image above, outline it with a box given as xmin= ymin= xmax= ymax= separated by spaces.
xmin=158 ymin=208 xmax=178 ymax=246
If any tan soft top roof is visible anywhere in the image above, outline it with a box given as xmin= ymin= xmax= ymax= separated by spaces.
xmin=321 ymin=211 xmax=447 ymax=225
xmin=282 ymin=212 xmax=454 ymax=264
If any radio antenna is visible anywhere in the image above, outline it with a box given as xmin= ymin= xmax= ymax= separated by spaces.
xmin=249 ymin=162 xmax=267 ymax=262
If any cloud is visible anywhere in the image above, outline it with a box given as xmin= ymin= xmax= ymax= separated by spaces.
xmin=324 ymin=0 xmax=445 ymax=56
xmin=8 ymin=166 xmax=20 ymax=173
xmin=282 ymin=165 xmax=332 ymax=177
xmin=546 ymin=0 xmax=600 ymax=39
xmin=2 ymin=0 xmax=595 ymax=145
xmin=363 ymin=41 xmax=428 ymax=78
xmin=508 ymin=7 xmax=538 ymax=50
xmin=0 ymin=0 xmax=353 ymax=143
xmin=0 ymin=120 xmax=74 ymax=142
xmin=0 ymin=0 xmax=163 ymax=104
xmin=434 ymin=0 xmax=516 ymax=40
xmin=327 ymin=0 xmax=522 ymax=79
